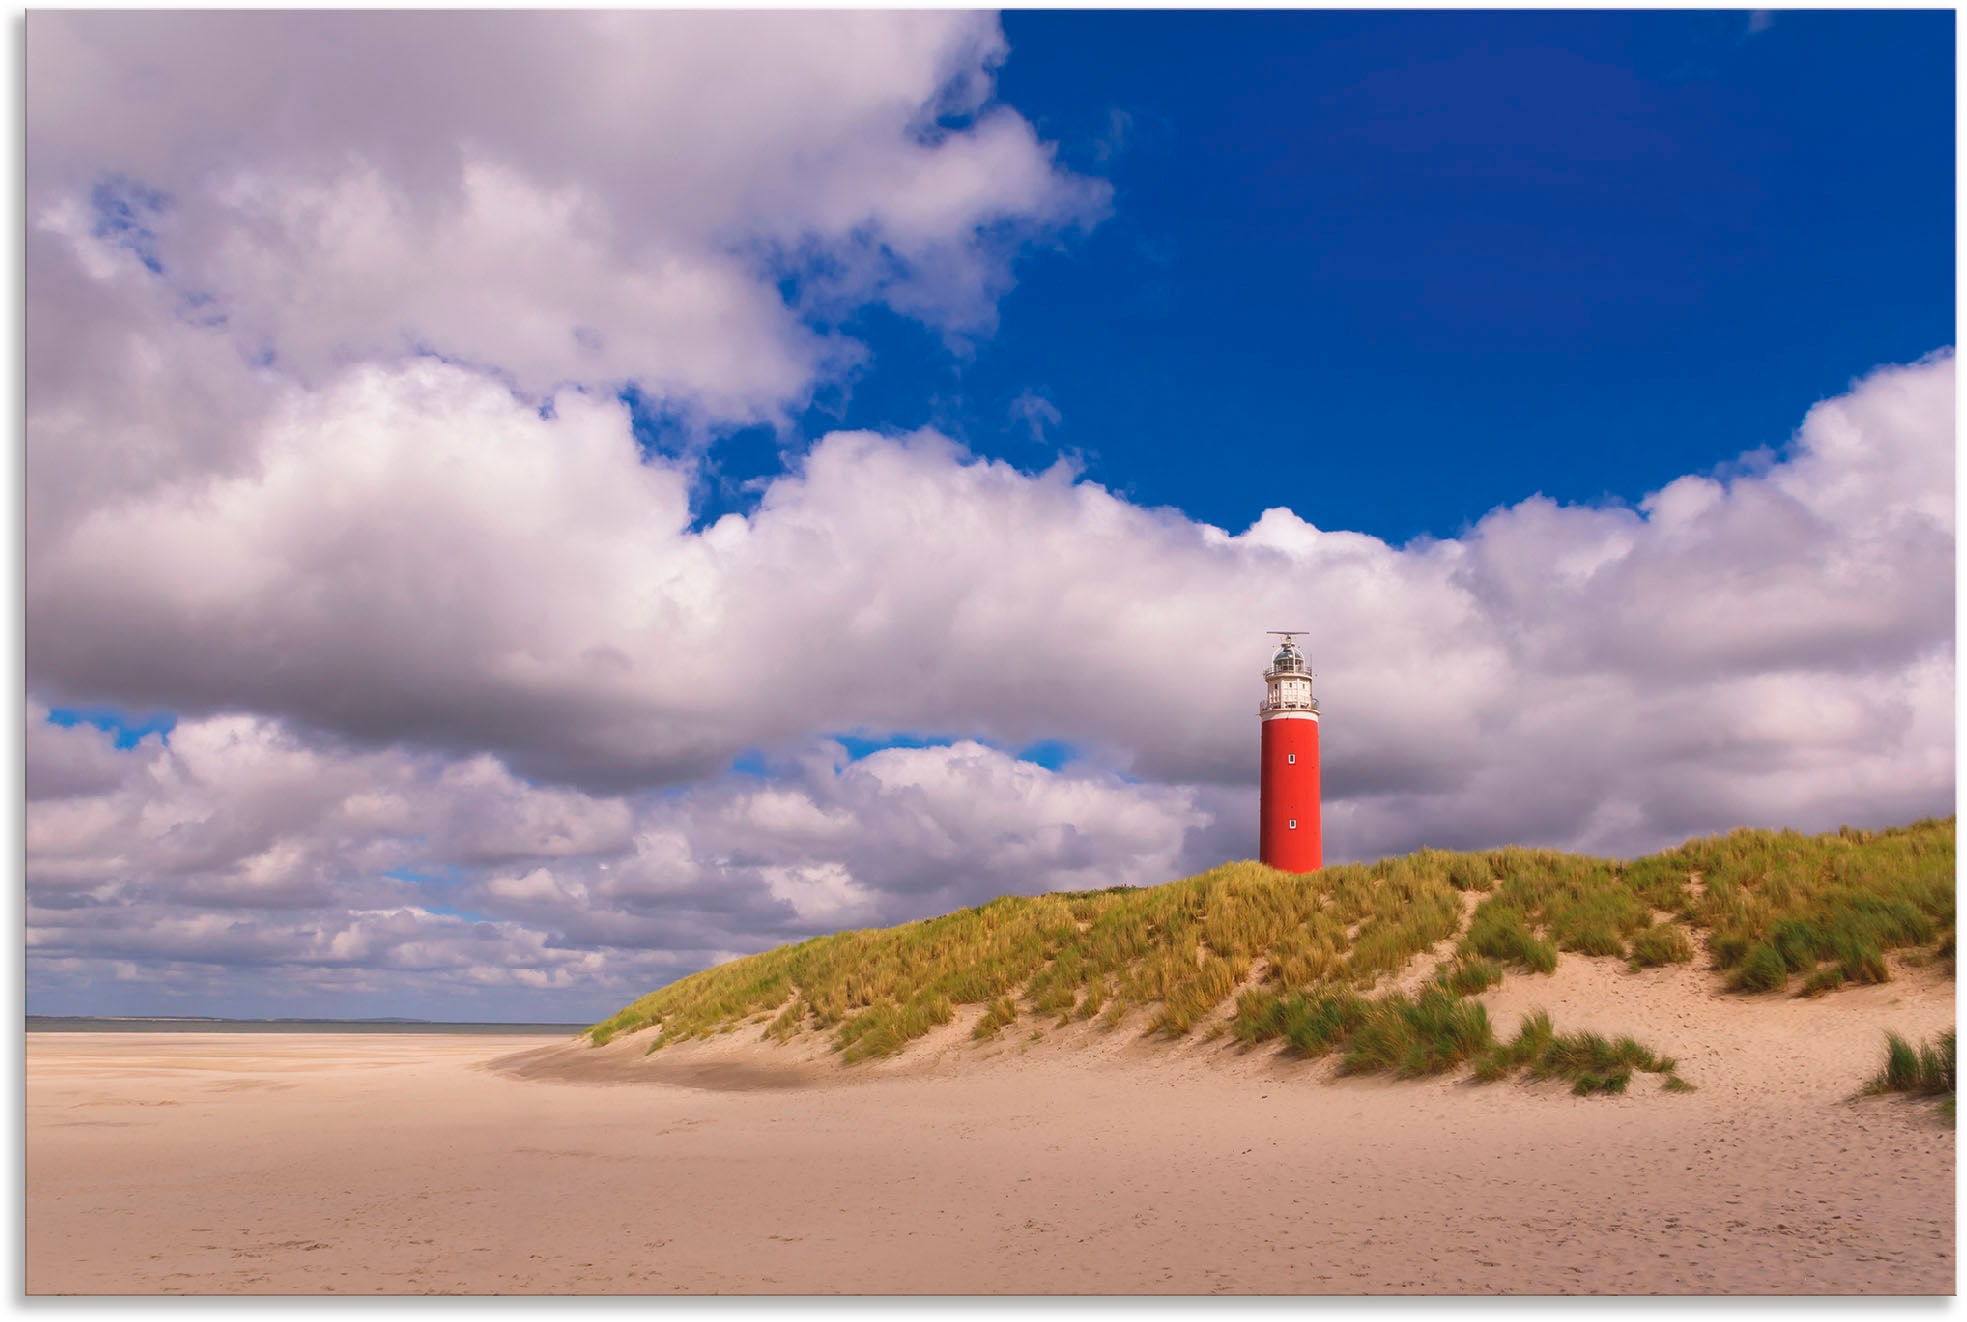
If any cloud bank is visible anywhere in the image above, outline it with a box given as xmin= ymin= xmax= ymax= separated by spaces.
xmin=27 ymin=351 xmax=1952 ymax=1017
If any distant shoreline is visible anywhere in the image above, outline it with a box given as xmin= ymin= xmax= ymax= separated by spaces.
xmin=26 ymin=1016 xmax=587 ymax=1035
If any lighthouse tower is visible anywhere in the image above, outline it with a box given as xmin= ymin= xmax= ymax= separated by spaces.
xmin=1259 ymin=631 xmax=1322 ymax=872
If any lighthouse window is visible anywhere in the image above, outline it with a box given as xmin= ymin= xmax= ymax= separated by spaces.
xmin=1287 ymin=754 xmax=1295 ymax=764
xmin=1289 ymin=819 xmax=1298 ymax=830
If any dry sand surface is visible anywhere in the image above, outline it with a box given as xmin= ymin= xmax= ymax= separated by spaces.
xmin=26 ymin=957 xmax=1956 ymax=1295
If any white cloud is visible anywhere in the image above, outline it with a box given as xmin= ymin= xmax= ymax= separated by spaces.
xmin=26 ymin=718 xmax=1205 ymax=1017
xmin=25 ymin=327 xmax=1956 ymax=1011
xmin=28 ymin=11 xmax=1106 ymax=414
xmin=1009 ymin=388 xmax=1063 ymax=444
xmin=196 ymin=156 xmax=830 ymax=417
xmin=30 ymin=353 xmax=1952 ymax=863
xmin=762 ymin=863 xmax=877 ymax=926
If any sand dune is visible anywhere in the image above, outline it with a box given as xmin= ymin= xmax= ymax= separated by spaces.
xmin=26 ymin=956 xmax=1955 ymax=1295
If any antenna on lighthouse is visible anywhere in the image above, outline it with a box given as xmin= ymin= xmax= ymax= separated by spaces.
xmin=1266 ymin=629 xmax=1311 ymax=675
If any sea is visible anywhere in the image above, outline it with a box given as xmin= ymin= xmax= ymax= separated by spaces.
xmin=26 ymin=1016 xmax=587 ymax=1035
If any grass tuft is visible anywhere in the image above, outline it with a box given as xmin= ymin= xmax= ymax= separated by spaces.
xmin=1728 ymin=942 xmax=1789 ymax=993
xmin=1462 ymin=904 xmax=1557 ymax=974
xmin=971 ymin=997 xmax=1018 ymax=1042
xmin=1232 ymin=987 xmax=1370 ymax=1057
xmin=1571 ymin=1070 xmax=1630 ymax=1096
xmin=834 ymin=992 xmax=953 ymax=1063
xmin=1628 ymin=922 xmax=1695 ymax=969
xmin=1435 ymin=957 xmax=1506 ymax=996
xmin=1340 ymin=987 xmax=1495 ymax=1078
xmin=1475 ymin=1011 xmax=1688 ymax=1095
xmin=1865 ymin=1029 xmax=1955 ymax=1099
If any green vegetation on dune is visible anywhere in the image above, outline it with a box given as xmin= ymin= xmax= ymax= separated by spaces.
xmin=590 ymin=851 xmax=1472 ymax=1052
xmin=1679 ymin=823 xmax=1954 ymax=995
xmin=1229 ymin=981 xmax=1694 ymax=1092
xmin=1474 ymin=1009 xmax=1689 ymax=1094
xmin=587 ymin=818 xmax=1955 ymax=1088
xmin=1862 ymin=1029 xmax=1956 ymax=1122
xmin=1628 ymin=922 xmax=1696 ymax=969
xmin=590 ymin=852 xmax=1471 ymax=1051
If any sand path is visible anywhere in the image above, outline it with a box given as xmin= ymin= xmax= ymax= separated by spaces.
xmin=26 ymin=959 xmax=1956 ymax=1295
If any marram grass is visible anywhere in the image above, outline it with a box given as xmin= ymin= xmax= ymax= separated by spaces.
xmin=1628 ymin=921 xmax=1696 ymax=969
xmin=1474 ymin=1009 xmax=1690 ymax=1094
xmin=1862 ymin=1028 xmax=1956 ymax=1122
xmin=586 ymin=817 xmax=1954 ymax=1082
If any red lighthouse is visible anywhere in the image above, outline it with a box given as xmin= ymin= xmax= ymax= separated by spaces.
xmin=1259 ymin=631 xmax=1322 ymax=872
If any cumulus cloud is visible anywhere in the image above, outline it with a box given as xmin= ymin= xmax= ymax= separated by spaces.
xmin=26 ymin=716 xmax=1202 ymax=1017
xmin=30 ymin=352 xmax=1955 ymax=832
xmin=25 ymin=354 xmax=1954 ymax=1015
xmin=28 ymin=11 xmax=1106 ymax=414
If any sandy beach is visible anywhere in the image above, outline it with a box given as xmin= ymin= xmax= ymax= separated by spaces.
xmin=26 ymin=956 xmax=1955 ymax=1295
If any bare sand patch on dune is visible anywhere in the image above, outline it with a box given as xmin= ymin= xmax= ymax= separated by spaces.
xmin=27 ymin=962 xmax=1955 ymax=1296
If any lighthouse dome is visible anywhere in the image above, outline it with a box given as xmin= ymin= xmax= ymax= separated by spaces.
xmin=1271 ymin=642 xmax=1306 ymax=673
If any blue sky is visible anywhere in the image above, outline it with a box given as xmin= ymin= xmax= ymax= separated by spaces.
xmin=25 ymin=10 xmax=1954 ymax=1020
xmin=693 ymin=9 xmax=1954 ymax=544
